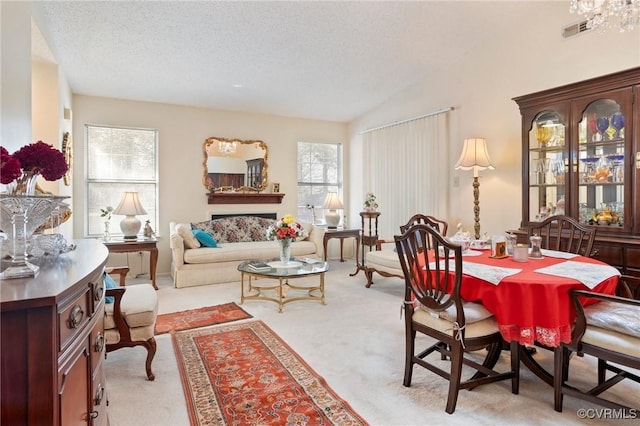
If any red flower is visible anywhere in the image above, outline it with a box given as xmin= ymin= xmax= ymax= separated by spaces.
xmin=1 ymin=147 xmax=22 ymax=184
xmin=12 ymin=141 xmax=68 ymax=181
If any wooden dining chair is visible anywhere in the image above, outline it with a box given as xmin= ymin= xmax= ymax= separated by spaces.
xmin=527 ymin=215 xmax=597 ymax=257
xmin=365 ymin=214 xmax=448 ymax=287
xmin=553 ymin=274 xmax=640 ymax=412
xmin=395 ymin=223 xmax=519 ymax=414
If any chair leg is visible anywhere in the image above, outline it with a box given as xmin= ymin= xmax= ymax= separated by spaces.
xmin=403 ymin=328 xmax=416 ymax=387
xmin=445 ymin=342 xmax=464 ymax=414
xmin=553 ymin=346 xmax=565 ymax=412
xmin=597 ymin=359 xmax=607 ymax=385
xmin=143 ymin=337 xmax=157 ymax=381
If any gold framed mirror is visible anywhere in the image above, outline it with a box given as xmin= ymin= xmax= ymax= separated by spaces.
xmin=203 ymin=137 xmax=268 ymax=192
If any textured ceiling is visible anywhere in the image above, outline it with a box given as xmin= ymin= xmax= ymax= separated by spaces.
xmin=32 ymin=1 xmax=569 ymax=122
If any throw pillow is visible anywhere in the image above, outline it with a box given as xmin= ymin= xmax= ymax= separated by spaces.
xmin=297 ymin=221 xmax=313 ymax=241
xmin=104 ymin=273 xmax=118 ymax=304
xmin=193 ymin=229 xmax=218 ymax=247
xmin=176 ymin=223 xmax=201 ymax=249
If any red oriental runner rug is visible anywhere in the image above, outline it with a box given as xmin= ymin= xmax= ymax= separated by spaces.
xmin=155 ymin=303 xmax=252 ymax=335
xmin=172 ymin=320 xmax=369 ymax=426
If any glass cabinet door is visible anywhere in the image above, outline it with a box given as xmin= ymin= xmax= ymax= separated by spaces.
xmin=528 ymin=110 xmax=567 ymax=222
xmin=573 ymin=90 xmax=630 ymax=233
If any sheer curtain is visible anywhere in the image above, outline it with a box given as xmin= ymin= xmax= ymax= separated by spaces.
xmin=362 ymin=111 xmax=451 ymax=239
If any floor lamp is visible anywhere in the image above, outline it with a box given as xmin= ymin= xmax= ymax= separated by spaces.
xmin=454 ymin=138 xmax=494 ymax=239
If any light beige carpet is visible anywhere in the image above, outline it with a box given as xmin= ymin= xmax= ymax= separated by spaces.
xmin=105 ymin=261 xmax=638 ymax=425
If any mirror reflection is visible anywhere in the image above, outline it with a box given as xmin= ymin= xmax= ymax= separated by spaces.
xmin=203 ymin=137 xmax=268 ymax=192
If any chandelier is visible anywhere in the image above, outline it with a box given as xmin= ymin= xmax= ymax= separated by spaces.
xmin=218 ymin=140 xmax=237 ymax=155
xmin=570 ymin=0 xmax=640 ymax=31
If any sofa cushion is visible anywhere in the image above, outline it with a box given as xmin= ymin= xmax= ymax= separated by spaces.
xmin=191 ymin=216 xmax=276 ymax=243
xmin=176 ymin=223 xmax=200 ymax=249
xmin=183 ymin=240 xmax=317 ymax=264
xmin=193 ymin=229 xmax=218 ymax=247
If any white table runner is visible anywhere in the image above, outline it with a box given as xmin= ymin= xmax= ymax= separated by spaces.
xmin=539 ymin=249 xmax=579 ymax=259
xmin=534 ymin=260 xmax=620 ymax=289
xmin=428 ymin=259 xmax=522 ymax=286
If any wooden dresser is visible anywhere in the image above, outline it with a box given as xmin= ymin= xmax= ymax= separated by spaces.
xmin=1 ymin=239 xmax=109 ymax=425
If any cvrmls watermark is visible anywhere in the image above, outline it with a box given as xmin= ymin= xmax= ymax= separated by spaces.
xmin=577 ymin=408 xmax=638 ymax=420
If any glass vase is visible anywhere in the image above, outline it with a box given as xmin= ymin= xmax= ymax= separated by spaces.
xmin=278 ymin=238 xmax=292 ymax=265
xmin=0 ymin=194 xmax=69 ymax=279
xmin=6 ymin=171 xmax=40 ymax=196
xmin=104 ymin=221 xmax=111 ymax=242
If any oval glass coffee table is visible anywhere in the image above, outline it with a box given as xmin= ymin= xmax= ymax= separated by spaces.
xmin=238 ymin=258 xmax=329 ymax=313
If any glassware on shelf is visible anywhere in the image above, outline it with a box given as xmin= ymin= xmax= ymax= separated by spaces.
xmin=580 ymin=157 xmax=600 ymax=183
xmin=535 ymin=158 xmax=551 ymax=184
xmin=587 ymin=117 xmax=598 ymax=142
xmin=606 ymin=154 xmax=625 ymax=182
xmin=550 ymin=159 xmax=565 ymax=184
xmin=610 ymin=112 xmax=625 ymax=139
xmin=596 ymin=116 xmax=609 ymax=141
xmin=534 ymin=123 xmax=552 ymax=147
xmin=593 ymin=156 xmax=612 ymax=183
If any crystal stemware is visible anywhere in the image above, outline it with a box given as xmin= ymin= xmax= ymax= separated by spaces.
xmin=596 ymin=117 xmax=609 ymax=141
xmin=587 ymin=117 xmax=598 ymax=142
xmin=580 ymin=157 xmax=600 ymax=183
xmin=610 ymin=112 xmax=625 ymax=139
xmin=606 ymin=154 xmax=625 ymax=183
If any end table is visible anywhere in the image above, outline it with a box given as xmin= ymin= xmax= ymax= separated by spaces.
xmin=103 ymin=239 xmax=158 ymax=290
xmin=322 ymin=228 xmax=361 ymax=276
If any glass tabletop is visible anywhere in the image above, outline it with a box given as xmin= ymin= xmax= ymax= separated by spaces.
xmin=238 ymin=257 xmax=329 ymax=277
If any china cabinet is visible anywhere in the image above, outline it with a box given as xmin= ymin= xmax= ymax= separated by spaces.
xmin=513 ymin=67 xmax=640 ymax=277
xmin=1 ymin=240 xmax=109 ymax=425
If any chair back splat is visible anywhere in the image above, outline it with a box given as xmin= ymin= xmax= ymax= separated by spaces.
xmin=527 ymin=215 xmax=596 ymax=257
xmin=394 ymin=223 xmax=519 ymax=414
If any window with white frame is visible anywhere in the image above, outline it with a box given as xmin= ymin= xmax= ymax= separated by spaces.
xmin=86 ymin=124 xmax=158 ymax=238
xmin=297 ymin=141 xmax=342 ymax=225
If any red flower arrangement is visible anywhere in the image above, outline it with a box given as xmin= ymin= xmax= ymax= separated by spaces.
xmin=1 ymin=141 xmax=68 ymax=183
xmin=0 ymin=147 xmax=22 ymax=184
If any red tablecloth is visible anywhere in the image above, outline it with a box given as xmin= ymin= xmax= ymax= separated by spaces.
xmin=423 ymin=250 xmax=619 ymax=347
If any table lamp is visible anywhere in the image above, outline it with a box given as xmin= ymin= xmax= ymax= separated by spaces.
xmin=454 ymin=137 xmax=494 ymax=239
xmin=323 ymin=191 xmax=343 ymax=229
xmin=113 ymin=192 xmax=147 ymax=240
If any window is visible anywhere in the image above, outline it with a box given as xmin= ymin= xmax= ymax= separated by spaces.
xmin=86 ymin=125 xmax=158 ymax=238
xmin=297 ymin=142 xmax=342 ymax=224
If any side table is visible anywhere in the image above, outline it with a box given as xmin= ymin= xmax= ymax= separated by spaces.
xmin=322 ymin=228 xmax=360 ymax=276
xmin=103 ymin=239 xmax=158 ymax=290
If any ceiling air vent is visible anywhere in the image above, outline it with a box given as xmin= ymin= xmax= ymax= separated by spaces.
xmin=562 ymin=20 xmax=591 ymax=38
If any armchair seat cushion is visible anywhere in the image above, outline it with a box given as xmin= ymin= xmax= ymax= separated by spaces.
xmin=365 ymin=249 xmax=401 ymax=270
xmin=414 ymin=302 xmax=498 ymax=339
xmin=582 ymin=326 xmax=640 ymax=359
xmin=105 ymin=284 xmax=158 ymax=332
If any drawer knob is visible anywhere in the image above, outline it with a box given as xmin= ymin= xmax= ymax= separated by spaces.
xmin=68 ymin=305 xmax=84 ymax=328
xmin=94 ymin=283 xmax=104 ymax=301
xmin=95 ymin=384 xmax=105 ymax=405
xmin=94 ymin=332 xmax=104 ymax=352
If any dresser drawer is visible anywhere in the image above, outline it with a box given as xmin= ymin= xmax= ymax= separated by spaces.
xmin=89 ymin=308 xmax=105 ymax=374
xmin=58 ymin=287 xmax=91 ymax=353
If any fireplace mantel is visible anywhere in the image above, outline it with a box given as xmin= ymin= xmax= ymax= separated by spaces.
xmin=207 ymin=192 xmax=285 ymax=204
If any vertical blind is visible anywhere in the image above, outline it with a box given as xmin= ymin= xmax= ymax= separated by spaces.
xmin=362 ymin=111 xmax=451 ymax=239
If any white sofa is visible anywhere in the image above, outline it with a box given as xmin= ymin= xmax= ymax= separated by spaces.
xmin=169 ymin=216 xmax=324 ymax=288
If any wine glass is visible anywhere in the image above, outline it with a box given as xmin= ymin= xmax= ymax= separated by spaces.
xmin=607 ymin=154 xmax=624 ymax=182
xmin=580 ymin=157 xmax=599 ymax=183
xmin=536 ymin=158 xmax=551 ymax=184
xmin=587 ymin=117 xmax=598 ymax=142
xmin=596 ymin=117 xmax=609 ymax=141
xmin=611 ymin=112 xmax=625 ymax=139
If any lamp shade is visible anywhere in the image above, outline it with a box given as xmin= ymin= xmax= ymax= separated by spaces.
xmin=323 ymin=191 xmax=344 ymax=210
xmin=454 ymin=138 xmax=495 ymax=177
xmin=323 ymin=191 xmax=343 ymax=229
xmin=113 ymin=192 xmax=147 ymax=239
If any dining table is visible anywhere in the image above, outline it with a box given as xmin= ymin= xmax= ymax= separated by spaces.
xmin=425 ymin=247 xmax=621 ymax=385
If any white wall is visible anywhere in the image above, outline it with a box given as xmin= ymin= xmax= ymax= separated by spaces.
xmin=348 ymin=3 xmax=640 ymax=239
xmin=72 ymin=95 xmax=348 ymax=274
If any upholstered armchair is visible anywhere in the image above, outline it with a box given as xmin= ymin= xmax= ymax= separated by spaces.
xmin=104 ymin=267 xmax=158 ymax=381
